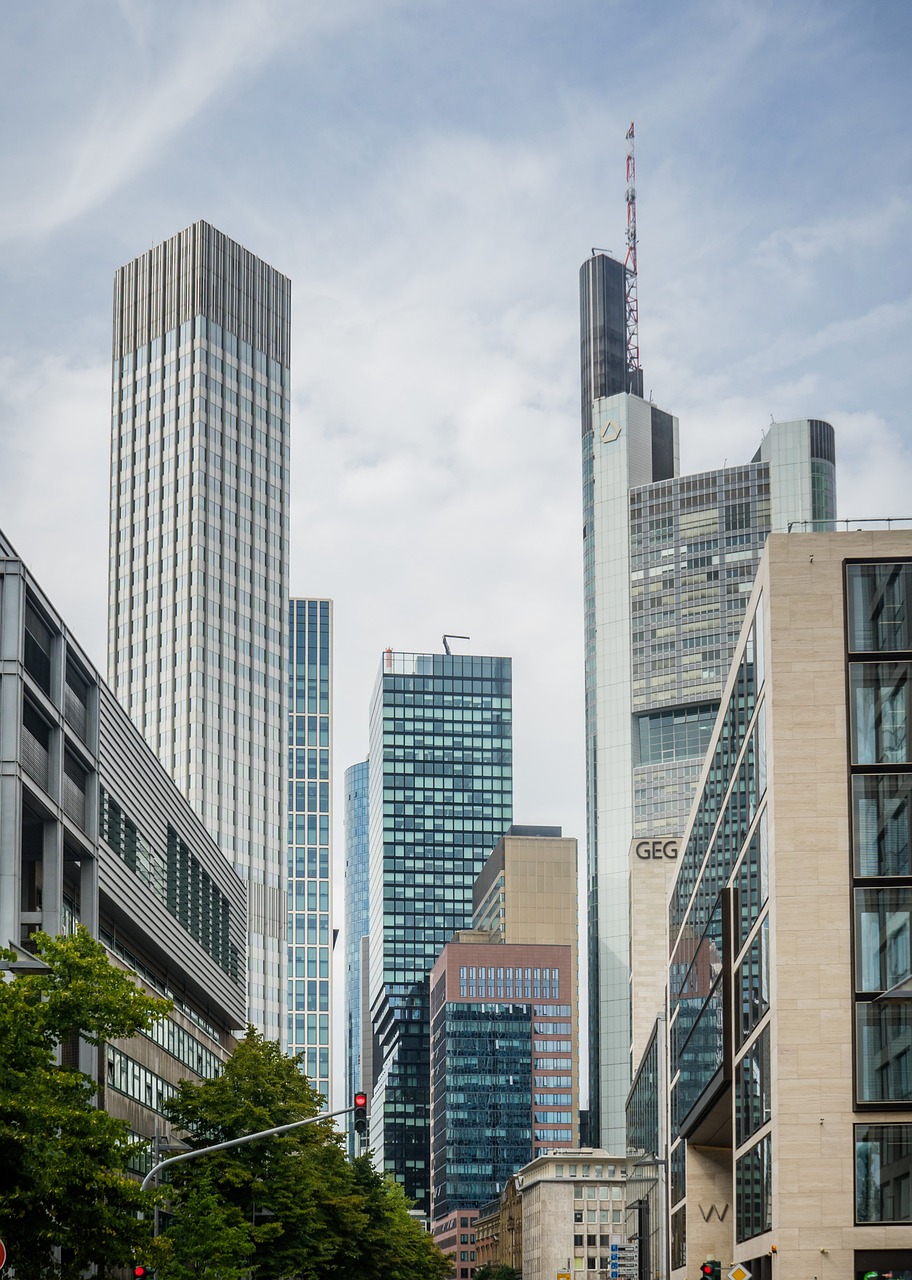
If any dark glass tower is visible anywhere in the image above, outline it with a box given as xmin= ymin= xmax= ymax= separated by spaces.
xmin=344 ymin=757 xmax=370 ymax=1155
xmin=367 ymin=651 xmax=513 ymax=1214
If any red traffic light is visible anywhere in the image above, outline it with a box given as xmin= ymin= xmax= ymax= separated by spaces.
xmin=134 ymin=1268 xmax=149 ymax=1278
xmin=353 ymin=1091 xmax=368 ymax=1135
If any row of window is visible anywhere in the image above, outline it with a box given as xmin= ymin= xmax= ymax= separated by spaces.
xmin=458 ymin=967 xmax=561 ymax=999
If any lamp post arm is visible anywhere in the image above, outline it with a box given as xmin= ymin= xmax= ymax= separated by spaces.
xmin=140 ymin=1104 xmax=354 ymax=1192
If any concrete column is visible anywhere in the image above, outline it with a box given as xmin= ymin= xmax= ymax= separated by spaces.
xmin=79 ymin=852 xmax=99 ymax=937
xmin=41 ymin=818 xmax=63 ymax=937
xmin=0 ymin=773 xmax=21 ymax=951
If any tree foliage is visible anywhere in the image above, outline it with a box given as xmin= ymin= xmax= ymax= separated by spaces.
xmin=161 ymin=1029 xmax=450 ymax=1280
xmin=0 ymin=929 xmax=171 ymax=1279
xmin=474 ymin=1266 xmax=521 ymax=1280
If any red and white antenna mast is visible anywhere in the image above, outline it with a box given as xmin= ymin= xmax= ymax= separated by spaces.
xmin=624 ymin=121 xmax=640 ymax=383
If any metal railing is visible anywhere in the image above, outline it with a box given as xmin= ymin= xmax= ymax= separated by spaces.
xmin=787 ymin=518 xmax=912 ymax=532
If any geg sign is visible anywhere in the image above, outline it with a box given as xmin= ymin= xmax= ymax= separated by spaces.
xmin=634 ymin=838 xmax=678 ymax=861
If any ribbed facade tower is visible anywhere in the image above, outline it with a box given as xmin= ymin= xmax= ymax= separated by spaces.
xmin=108 ymin=221 xmax=291 ymax=1036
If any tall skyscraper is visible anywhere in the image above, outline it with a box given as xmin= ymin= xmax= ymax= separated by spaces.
xmin=368 ymin=649 xmax=513 ymax=1215
xmin=108 ymin=221 xmax=291 ymax=1037
xmin=287 ymin=599 xmax=332 ymax=1095
xmin=344 ymin=757 xmax=370 ymax=1153
xmin=580 ymin=250 xmax=837 ymax=1149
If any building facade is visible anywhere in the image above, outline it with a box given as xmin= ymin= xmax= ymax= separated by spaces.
xmin=367 ymin=649 xmax=513 ymax=1215
xmin=651 ymin=530 xmax=912 ymax=1278
xmin=580 ymin=251 xmax=838 ymax=1149
xmin=0 ymin=529 xmax=246 ymax=1158
xmin=515 ymin=1150 xmax=632 ymax=1280
xmin=344 ymin=757 xmax=370 ymax=1154
xmin=286 ymin=599 xmax=332 ymax=1097
xmin=107 ymin=221 xmax=291 ymax=1037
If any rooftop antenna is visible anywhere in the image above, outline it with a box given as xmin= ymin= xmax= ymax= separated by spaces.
xmin=624 ymin=121 xmax=640 ymax=385
xmin=442 ymin=634 xmax=470 ymax=656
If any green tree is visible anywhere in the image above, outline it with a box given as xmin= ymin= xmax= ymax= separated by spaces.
xmin=474 ymin=1266 xmax=521 ymax=1280
xmin=155 ymin=1174 xmax=255 ymax=1280
xmin=342 ymin=1155 xmax=451 ymax=1280
xmin=162 ymin=1029 xmax=450 ymax=1280
xmin=0 ymin=928 xmax=171 ymax=1279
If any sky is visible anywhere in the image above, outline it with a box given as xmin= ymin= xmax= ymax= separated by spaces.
xmin=2 ymin=0 xmax=911 ymax=1067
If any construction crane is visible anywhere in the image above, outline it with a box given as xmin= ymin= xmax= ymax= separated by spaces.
xmin=442 ymin=634 xmax=469 ymax=656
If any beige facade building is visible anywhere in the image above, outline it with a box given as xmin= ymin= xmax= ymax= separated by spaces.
xmin=636 ymin=530 xmax=912 ymax=1280
xmin=515 ymin=1150 xmax=632 ymax=1280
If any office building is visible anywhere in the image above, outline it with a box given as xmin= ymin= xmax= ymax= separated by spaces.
xmin=368 ymin=649 xmax=513 ymax=1214
xmin=344 ymin=757 xmax=370 ymax=1153
xmin=287 ymin=599 xmax=332 ymax=1096
xmin=632 ymin=529 xmax=912 ymax=1278
xmin=0 ymin=528 xmax=246 ymax=1154
xmin=429 ymin=937 xmax=576 ymax=1215
xmin=580 ymin=249 xmax=838 ymax=1148
xmin=429 ymin=828 xmax=578 ymax=1250
xmin=107 ymin=222 xmax=291 ymax=1037
xmin=476 ymin=1151 xmax=632 ymax=1280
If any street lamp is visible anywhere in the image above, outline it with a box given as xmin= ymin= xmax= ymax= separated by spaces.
xmin=632 ymin=1154 xmax=670 ymax=1280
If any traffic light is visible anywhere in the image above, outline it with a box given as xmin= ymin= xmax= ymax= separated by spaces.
xmin=353 ymin=1091 xmax=368 ymax=1135
xmin=700 ymin=1264 xmax=721 ymax=1280
xmin=133 ymin=1267 xmax=153 ymax=1278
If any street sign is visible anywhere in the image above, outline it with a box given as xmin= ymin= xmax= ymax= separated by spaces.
xmin=728 ymin=1266 xmax=752 ymax=1280
xmin=0 ymin=1238 xmax=7 ymax=1270
xmin=557 ymin=1273 xmax=571 ymax=1280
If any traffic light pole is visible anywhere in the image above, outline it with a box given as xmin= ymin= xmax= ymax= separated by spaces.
xmin=139 ymin=1103 xmax=357 ymax=1192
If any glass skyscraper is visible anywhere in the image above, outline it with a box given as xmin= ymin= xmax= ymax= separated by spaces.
xmin=580 ymin=250 xmax=837 ymax=1150
xmin=367 ymin=650 xmax=513 ymax=1215
xmin=287 ymin=599 xmax=332 ymax=1096
xmin=344 ymin=757 xmax=370 ymax=1153
xmin=108 ymin=221 xmax=291 ymax=1037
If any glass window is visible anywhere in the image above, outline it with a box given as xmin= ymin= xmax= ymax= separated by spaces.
xmin=853 ymin=775 xmax=912 ymax=877
xmin=737 ymin=917 xmax=769 ymax=1047
xmin=850 ymin=663 xmax=912 ymax=765
xmin=856 ymin=1123 xmax=912 ymax=1222
xmin=670 ymin=1207 xmax=686 ymax=1270
xmin=847 ymin=563 xmax=912 ymax=652
xmin=856 ymin=888 xmax=912 ymax=992
xmin=735 ymin=1025 xmax=771 ymax=1146
xmin=856 ymin=1003 xmax=912 ymax=1103
xmin=736 ymin=1133 xmax=772 ymax=1241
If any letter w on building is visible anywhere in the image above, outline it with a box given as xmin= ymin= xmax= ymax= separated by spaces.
xmin=698 ymin=1203 xmax=729 ymax=1222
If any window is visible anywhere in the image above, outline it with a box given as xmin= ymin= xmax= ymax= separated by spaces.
xmin=847 ymin=563 xmax=912 ymax=653
xmin=64 ymin=659 xmax=90 ymax=742
xmin=855 ymin=888 xmax=912 ymax=992
xmin=856 ymin=1003 xmax=912 ymax=1103
xmin=62 ymin=752 xmax=88 ymax=831
xmin=737 ymin=918 xmax=770 ymax=1046
xmin=24 ymin=601 xmax=53 ymax=693
xmin=856 ymin=1123 xmax=912 ymax=1222
xmin=735 ymin=1025 xmax=771 ymax=1146
xmin=736 ymin=1134 xmax=772 ymax=1241
xmin=853 ymin=774 xmax=912 ymax=876
xmin=21 ymin=700 xmax=51 ymax=790
xmin=851 ymin=663 xmax=912 ymax=765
